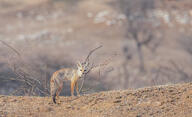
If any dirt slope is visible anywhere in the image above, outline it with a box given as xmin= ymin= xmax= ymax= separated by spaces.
xmin=0 ymin=83 xmax=192 ymax=117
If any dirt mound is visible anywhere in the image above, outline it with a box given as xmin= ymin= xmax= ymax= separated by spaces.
xmin=0 ymin=83 xmax=192 ymax=117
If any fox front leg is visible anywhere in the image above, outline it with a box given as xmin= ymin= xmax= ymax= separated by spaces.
xmin=75 ymin=82 xmax=80 ymax=96
xmin=71 ymin=81 xmax=75 ymax=97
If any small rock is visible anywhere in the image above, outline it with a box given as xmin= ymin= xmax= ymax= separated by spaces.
xmin=113 ymin=100 xmax=121 ymax=103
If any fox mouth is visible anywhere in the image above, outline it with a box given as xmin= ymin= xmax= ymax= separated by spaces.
xmin=79 ymin=76 xmax=84 ymax=79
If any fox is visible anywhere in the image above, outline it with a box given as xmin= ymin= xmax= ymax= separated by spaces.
xmin=50 ymin=62 xmax=87 ymax=104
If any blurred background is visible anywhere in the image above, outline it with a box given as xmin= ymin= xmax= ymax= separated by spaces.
xmin=0 ymin=0 xmax=192 ymax=96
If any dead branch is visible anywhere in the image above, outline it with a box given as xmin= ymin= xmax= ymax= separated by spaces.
xmin=80 ymin=53 xmax=117 ymax=92
xmin=7 ymin=52 xmax=49 ymax=96
xmin=79 ymin=45 xmax=103 ymax=93
xmin=1 ymin=42 xmax=50 ymax=96
xmin=79 ymin=53 xmax=116 ymax=93
xmin=83 ymin=45 xmax=103 ymax=64
xmin=0 ymin=40 xmax=21 ymax=56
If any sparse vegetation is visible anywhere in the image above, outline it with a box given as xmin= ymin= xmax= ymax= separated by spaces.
xmin=0 ymin=0 xmax=192 ymax=116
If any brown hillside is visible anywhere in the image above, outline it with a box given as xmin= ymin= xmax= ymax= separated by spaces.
xmin=0 ymin=83 xmax=192 ymax=117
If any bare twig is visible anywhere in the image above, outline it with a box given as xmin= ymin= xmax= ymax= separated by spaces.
xmin=0 ymin=40 xmax=21 ymax=56
xmin=83 ymin=45 xmax=103 ymax=64
xmin=79 ymin=45 xmax=103 ymax=93
xmin=79 ymin=54 xmax=115 ymax=93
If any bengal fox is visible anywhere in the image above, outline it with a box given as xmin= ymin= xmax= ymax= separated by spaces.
xmin=50 ymin=62 xmax=87 ymax=104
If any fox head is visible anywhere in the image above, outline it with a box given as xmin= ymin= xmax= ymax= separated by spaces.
xmin=77 ymin=61 xmax=87 ymax=77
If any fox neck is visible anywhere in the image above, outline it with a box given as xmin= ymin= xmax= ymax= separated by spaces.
xmin=71 ymin=70 xmax=81 ymax=81
xmin=77 ymin=69 xmax=82 ymax=77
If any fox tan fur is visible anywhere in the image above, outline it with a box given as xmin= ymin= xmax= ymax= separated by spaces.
xmin=50 ymin=62 xmax=86 ymax=104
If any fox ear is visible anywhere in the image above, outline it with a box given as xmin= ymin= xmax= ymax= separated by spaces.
xmin=85 ymin=61 xmax=89 ymax=66
xmin=77 ymin=61 xmax=82 ymax=67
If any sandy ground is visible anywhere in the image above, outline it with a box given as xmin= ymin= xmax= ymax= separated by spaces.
xmin=0 ymin=83 xmax=192 ymax=117
xmin=1 ymin=0 xmax=192 ymax=93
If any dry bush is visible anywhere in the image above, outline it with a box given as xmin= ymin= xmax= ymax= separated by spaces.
xmin=0 ymin=40 xmax=107 ymax=96
xmin=150 ymin=60 xmax=192 ymax=86
xmin=0 ymin=40 xmax=74 ymax=96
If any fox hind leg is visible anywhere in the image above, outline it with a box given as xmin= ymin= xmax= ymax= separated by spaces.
xmin=50 ymin=78 xmax=63 ymax=104
xmin=55 ymin=84 xmax=63 ymax=104
xmin=52 ymin=89 xmax=57 ymax=104
xmin=50 ymin=79 xmax=57 ymax=104
xmin=51 ymin=84 xmax=58 ymax=104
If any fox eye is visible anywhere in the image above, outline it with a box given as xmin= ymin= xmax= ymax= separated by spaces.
xmin=80 ymin=70 xmax=82 ymax=71
xmin=84 ymin=70 xmax=87 ymax=71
